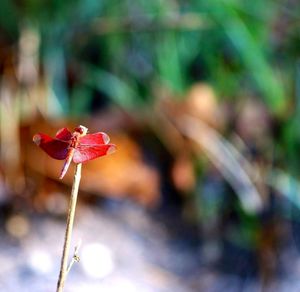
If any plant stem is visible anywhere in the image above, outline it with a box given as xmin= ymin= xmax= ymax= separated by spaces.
xmin=56 ymin=163 xmax=82 ymax=292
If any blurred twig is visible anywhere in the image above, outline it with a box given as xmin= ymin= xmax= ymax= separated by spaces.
xmin=91 ymin=12 xmax=210 ymax=34
xmin=177 ymin=115 xmax=263 ymax=213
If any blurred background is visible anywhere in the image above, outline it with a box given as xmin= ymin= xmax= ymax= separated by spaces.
xmin=1 ymin=0 xmax=300 ymax=291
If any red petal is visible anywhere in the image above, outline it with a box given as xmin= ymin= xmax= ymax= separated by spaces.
xmin=33 ymin=133 xmax=69 ymax=160
xmin=79 ymin=132 xmax=110 ymax=145
xmin=55 ymin=128 xmax=72 ymax=141
xmin=73 ymin=144 xmax=116 ymax=163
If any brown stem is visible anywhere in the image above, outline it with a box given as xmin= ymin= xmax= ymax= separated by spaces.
xmin=56 ymin=163 xmax=82 ymax=292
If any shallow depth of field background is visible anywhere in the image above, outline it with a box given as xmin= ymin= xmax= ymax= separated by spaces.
xmin=0 ymin=1 xmax=300 ymax=291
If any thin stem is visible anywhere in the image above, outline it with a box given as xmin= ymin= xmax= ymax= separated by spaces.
xmin=56 ymin=163 xmax=82 ymax=292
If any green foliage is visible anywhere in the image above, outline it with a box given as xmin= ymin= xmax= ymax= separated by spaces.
xmin=1 ymin=0 xmax=290 ymax=116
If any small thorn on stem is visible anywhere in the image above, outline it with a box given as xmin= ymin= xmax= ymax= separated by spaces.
xmin=66 ymin=239 xmax=82 ymax=274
